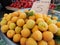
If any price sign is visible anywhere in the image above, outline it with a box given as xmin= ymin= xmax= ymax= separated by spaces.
xmin=31 ymin=0 xmax=51 ymax=14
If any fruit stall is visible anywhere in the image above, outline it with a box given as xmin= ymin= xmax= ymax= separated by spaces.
xmin=0 ymin=0 xmax=60 ymax=45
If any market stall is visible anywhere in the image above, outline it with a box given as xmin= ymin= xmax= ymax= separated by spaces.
xmin=0 ymin=0 xmax=60 ymax=45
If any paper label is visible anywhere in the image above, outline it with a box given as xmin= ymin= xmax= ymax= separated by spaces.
xmin=31 ymin=0 xmax=51 ymax=14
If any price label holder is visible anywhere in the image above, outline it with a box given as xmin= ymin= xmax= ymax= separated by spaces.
xmin=31 ymin=0 xmax=51 ymax=14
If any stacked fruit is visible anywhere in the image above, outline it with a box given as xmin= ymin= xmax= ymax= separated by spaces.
xmin=10 ymin=0 xmax=37 ymax=8
xmin=0 ymin=10 xmax=60 ymax=45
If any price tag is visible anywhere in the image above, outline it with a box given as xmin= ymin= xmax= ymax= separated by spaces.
xmin=31 ymin=0 xmax=51 ymax=14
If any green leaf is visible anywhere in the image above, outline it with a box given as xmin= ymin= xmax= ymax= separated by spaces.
xmin=28 ymin=11 xmax=34 ymax=16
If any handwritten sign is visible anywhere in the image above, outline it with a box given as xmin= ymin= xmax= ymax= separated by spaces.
xmin=31 ymin=0 xmax=51 ymax=14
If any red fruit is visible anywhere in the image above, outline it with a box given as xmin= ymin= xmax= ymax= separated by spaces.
xmin=49 ymin=4 xmax=56 ymax=9
xmin=19 ymin=5 xmax=21 ymax=8
xmin=28 ymin=2 xmax=32 ymax=8
xmin=20 ymin=3 xmax=24 ymax=6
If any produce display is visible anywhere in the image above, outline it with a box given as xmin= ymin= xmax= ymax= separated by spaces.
xmin=10 ymin=0 xmax=37 ymax=8
xmin=0 ymin=10 xmax=60 ymax=45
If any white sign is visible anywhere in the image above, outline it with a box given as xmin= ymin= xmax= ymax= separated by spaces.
xmin=31 ymin=0 xmax=51 ymax=14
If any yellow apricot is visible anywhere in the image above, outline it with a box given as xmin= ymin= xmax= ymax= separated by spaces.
xmin=29 ymin=15 xmax=36 ymax=20
xmin=20 ymin=37 xmax=27 ymax=45
xmin=12 ymin=12 xmax=19 ymax=17
xmin=43 ymin=14 xmax=48 ymax=21
xmin=23 ymin=24 xmax=27 ymax=28
xmin=32 ymin=31 xmax=42 ymax=41
xmin=25 ymin=19 xmax=28 ymax=23
xmin=36 ymin=18 xmax=44 ymax=24
xmin=7 ymin=21 xmax=12 ymax=25
xmin=0 ymin=19 xmax=7 ymax=26
xmin=5 ymin=13 xmax=12 ymax=21
xmin=56 ymin=22 xmax=60 ymax=28
xmin=38 ymin=40 xmax=48 ymax=45
xmin=43 ymin=31 xmax=54 ymax=41
xmin=4 ymin=13 xmax=8 ymax=17
xmin=7 ymin=30 xmax=15 ymax=38
xmin=15 ymin=26 xmax=22 ymax=34
xmin=46 ymin=18 xmax=53 ymax=25
xmin=48 ymin=24 xmax=58 ymax=34
xmin=32 ymin=25 xmax=39 ymax=32
xmin=13 ymin=34 xmax=21 ymax=42
xmin=11 ymin=16 xmax=18 ymax=23
xmin=26 ymin=38 xmax=37 ymax=45
xmin=1 ymin=25 xmax=9 ymax=33
xmin=19 ymin=12 xmax=26 ymax=19
xmin=26 ymin=19 xmax=35 ymax=29
xmin=21 ymin=28 xmax=31 ymax=38
xmin=52 ymin=16 xmax=58 ymax=20
xmin=9 ymin=23 xmax=16 ymax=30
xmin=35 ymin=13 xmax=43 ymax=20
xmin=38 ymin=22 xmax=48 ymax=31
xmin=48 ymin=39 xmax=55 ymax=45
xmin=17 ymin=19 xmax=25 ymax=27
xmin=52 ymin=20 xmax=57 ymax=24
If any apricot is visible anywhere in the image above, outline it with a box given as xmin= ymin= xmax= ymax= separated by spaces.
xmin=35 ymin=13 xmax=43 ymax=20
xmin=7 ymin=21 xmax=12 ymax=25
xmin=56 ymin=22 xmax=60 ymax=28
xmin=46 ymin=18 xmax=53 ymax=25
xmin=4 ymin=13 xmax=8 ymax=17
xmin=15 ymin=26 xmax=22 ymax=34
xmin=32 ymin=31 xmax=42 ymax=41
xmin=13 ymin=34 xmax=21 ymax=42
xmin=23 ymin=24 xmax=27 ymax=28
xmin=52 ymin=20 xmax=57 ymax=24
xmin=17 ymin=19 xmax=25 ymax=27
xmin=38 ymin=40 xmax=48 ymax=45
xmin=1 ymin=25 xmax=9 ymax=33
xmin=7 ymin=30 xmax=15 ymax=38
xmin=11 ymin=16 xmax=18 ymax=23
xmin=43 ymin=14 xmax=48 ymax=21
xmin=19 ymin=12 xmax=26 ymax=19
xmin=26 ymin=38 xmax=37 ymax=45
xmin=52 ymin=16 xmax=58 ymax=20
xmin=26 ymin=19 xmax=35 ymax=29
xmin=36 ymin=18 xmax=44 ymax=24
xmin=48 ymin=39 xmax=55 ymax=45
xmin=5 ymin=13 xmax=12 ymax=21
xmin=9 ymin=23 xmax=16 ymax=30
xmin=48 ymin=24 xmax=58 ymax=34
xmin=25 ymin=19 xmax=28 ymax=23
xmin=20 ymin=37 xmax=27 ymax=45
xmin=21 ymin=28 xmax=31 ymax=38
xmin=43 ymin=31 xmax=54 ymax=41
xmin=29 ymin=15 xmax=36 ymax=20
xmin=32 ymin=25 xmax=39 ymax=32
xmin=12 ymin=12 xmax=19 ymax=17
xmin=38 ymin=22 xmax=48 ymax=31
xmin=0 ymin=19 xmax=7 ymax=26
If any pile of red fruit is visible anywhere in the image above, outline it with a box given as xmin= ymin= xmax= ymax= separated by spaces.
xmin=49 ymin=4 xmax=56 ymax=10
xmin=10 ymin=0 xmax=37 ymax=9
